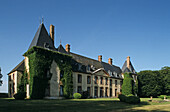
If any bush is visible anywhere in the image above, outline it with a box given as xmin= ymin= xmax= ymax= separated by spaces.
xmin=118 ymin=94 xmax=140 ymax=104
xmin=14 ymin=92 xmax=26 ymax=100
xmin=158 ymin=95 xmax=170 ymax=99
xmin=81 ymin=91 xmax=88 ymax=99
xmin=73 ymin=93 xmax=81 ymax=99
xmin=118 ymin=94 xmax=126 ymax=102
xmin=126 ymin=94 xmax=140 ymax=104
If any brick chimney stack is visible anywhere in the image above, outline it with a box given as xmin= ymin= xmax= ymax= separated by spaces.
xmin=127 ymin=56 xmax=130 ymax=69
xmin=65 ymin=44 xmax=70 ymax=53
xmin=50 ymin=25 xmax=54 ymax=45
xmin=108 ymin=58 xmax=112 ymax=65
xmin=98 ymin=55 xmax=102 ymax=62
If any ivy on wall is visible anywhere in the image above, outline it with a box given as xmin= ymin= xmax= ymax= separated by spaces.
xmin=17 ymin=68 xmax=28 ymax=93
xmin=23 ymin=46 xmax=73 ymax=99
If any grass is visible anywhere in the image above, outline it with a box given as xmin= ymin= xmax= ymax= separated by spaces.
xmin=0 ymin=98 xmax=170 ymax=112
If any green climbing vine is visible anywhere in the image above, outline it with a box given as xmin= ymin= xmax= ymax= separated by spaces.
xmin=23 ymin=46 xmax=73 ymax=99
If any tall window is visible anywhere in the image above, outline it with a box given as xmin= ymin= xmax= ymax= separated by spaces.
xmin=115 ymin=80 xmax=117 ymax=87
xmin=94 ymin=86 xmax=98 ymax=97
xmin=105 ymin=87 xmax=108 ymax=97
xmin=87 ymin=87 xmax=90 ymax=96
xmin=13 ymin=74 xmax=15 ymax=81
xmin=78 ymin=74 xmax=82 ymax=83
xmin=110 ymin=79 xmax=112 ymax=87
xmin=100 ymin=87 xmax=103 ymax=97
xmin=77 ymin=86 xmax=82 ymax=93
xmin=94 ymin=76 xmax=98 ymax=84
xmin=120 ymin=81 xmax=123 ymax=87
xmin=100 ymin=77 xmax=103 ymax=84
xmin=87 ymin=76 xmax=91 ymax=84
xmin=110 ymin=88 xmax=112 ymax=97
xmin=105 ymin=78 xmax=108 ymax=85
xmin=9 ymin=76 xmax=11 ymax=81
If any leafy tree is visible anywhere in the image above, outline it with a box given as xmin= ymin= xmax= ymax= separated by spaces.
xmin=159 ymin=66 xmax=170 ymax=95
xmin=138 ymin=70 xmax=163 ymax=97
xmin=122 ymin=73 xmax=134 ymax=95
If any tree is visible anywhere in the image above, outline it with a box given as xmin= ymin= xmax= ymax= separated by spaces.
xmin=138 ymin=70 xmax=164 ymax=97
xmin=159 ymin=66 xmax=170 ymax=95
xmin=122 ymin=73 xmax=134 ymax=95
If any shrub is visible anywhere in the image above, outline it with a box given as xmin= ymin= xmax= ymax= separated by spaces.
xmin=14 ymin=92 xmax=26 ymax=100
xmin=73 ymin=93 xmax=81 ymax=99
xmin=81 ymin=91 xmax=88 ymax=99
xmin=158 ymin=95 xmax=170 ymax=99
xmin=118 ymin=94 xmax=140 ymax=104
xmin=118 ymin=94 xmax=126 ymax=102
xmin=126 ymin=94 xmax=140 ymax=104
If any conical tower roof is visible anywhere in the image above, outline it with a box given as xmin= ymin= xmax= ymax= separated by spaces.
xmin=28 ymin=23 xmax=55 ymax=50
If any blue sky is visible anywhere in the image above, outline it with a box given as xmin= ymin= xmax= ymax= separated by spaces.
xmin=0 ymin=0 xmax=170 ymax=93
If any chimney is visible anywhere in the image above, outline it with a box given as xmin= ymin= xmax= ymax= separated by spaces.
xmin=50 ymin=25 xmax=54 ymax=44
xmin=108 ymin=58 xmax=112 ymax=65
xmin=98 ymin=55 xmax=102 ymax=62
xmin=127 ymin=56 xmax=130 ymax=69
xmin=65 ymin=44 xmax=70 ymax=53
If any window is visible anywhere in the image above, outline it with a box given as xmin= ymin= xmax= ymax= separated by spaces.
xmin=100 ymin=87 xmax=103 ymax=97
xmin=9 ymin=76 xmax=11 ymax=81
xmin=87 ymin=87 xmax=90 ymax=96
xmin=87 ymin=76 xmax=91 ymax=84
xmin=115 ymin=80 xmax=117 ymax=87
xmin=94 ymin=86 xmax=98 ymax=97
xmin=13 ymin=74 xmax=15 ymax=81
xmin=77 ymin=86 xmax=82 ymax=93
xmin=120 ymin=81 xmax=123 ymax=87
xmin=110 ymin=79 xmax=112 ymax=86
xmin=87 ymin=65 xmax=91 ymax=71
xmin=105 ymin=78 xmax=108 ymax=85
xmin=78 ymin=74 xmax=82 ymax=83
xmin=110 ymin=88 xmax=112 ymax=97
xmin=100 ymin=77 xmax=103 ymax=84
xmin=60 ymin=70 xmax=64 ymax=79
xmin=60 ymin=85 xmax=64 ymax=96
xmin=115 ymin=89 xmax=117 ymax=97
xmin=105 ymin=87 xmax=108 ymax=97
xmin=94 ymin=76 xmax=98 ymax=84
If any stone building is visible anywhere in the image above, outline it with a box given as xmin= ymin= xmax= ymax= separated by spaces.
xmin=8 ymin=23 xmax=136 ymax=98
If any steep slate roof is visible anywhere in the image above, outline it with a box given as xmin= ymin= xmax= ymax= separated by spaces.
xmin=70 ymin=52 xmax=122 ymax=79
xmin=56 ymin=44 xmax=68 ymax=54
xmin=28 ymin=23 xmax=55 ymax=50
xmin=8 ymin=60 xmax=25 ymax=75
xmin=122 ymin=60 xmax=136 ymax=74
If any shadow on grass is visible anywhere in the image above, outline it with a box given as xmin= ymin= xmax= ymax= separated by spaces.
xmin=0 ymin=98 xmax=169 ymax=112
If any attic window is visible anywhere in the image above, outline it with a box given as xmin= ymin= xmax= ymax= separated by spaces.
xmin=87 ymin=65 xmax=91 ymax=71
xmin=44 ymin=43 xmax=50 ymax=49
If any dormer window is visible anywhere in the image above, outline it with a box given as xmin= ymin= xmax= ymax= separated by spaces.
xmin=78 ymin=64 xmax=82 ymax=71
xmin=44 ymin=42 xmax=50 ymax=49
xmin=87 ymin=65 xmax=91 ymax=71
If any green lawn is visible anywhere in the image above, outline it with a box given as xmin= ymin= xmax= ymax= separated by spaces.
xmin=0 ymin=98 xmax=170 ymax=112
